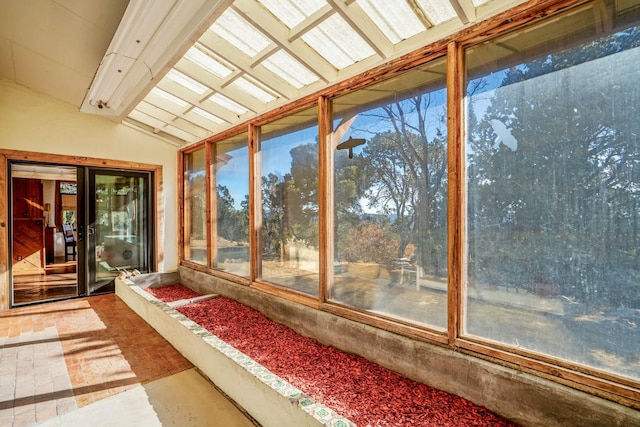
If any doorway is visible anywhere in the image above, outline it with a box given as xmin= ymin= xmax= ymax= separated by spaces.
xmin=9 ymin=162 xmax=154 ymax=306
xmin=87 ymin=169 xmax=153 ymax=295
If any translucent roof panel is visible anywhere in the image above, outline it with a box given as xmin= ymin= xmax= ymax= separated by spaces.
xmin=208 ymin=93 xmax=250 ymax=115
xmin=302 ymin=13 xmax=377 ymax=70
xmin=210 ymin=8 xmax=271 ymax=57
xmin=357 ymin=0 xmax=427 ymax=43
xmin=129 ymin=108 xmax=173 ymax=130
xmin=184 ymin=44 xmax=234 ymax=78
xmin=120 ymin=0 xmax=530 ymax=146
xmin=145 ymin=88 xmax=190 ymax=115
xmin=257 ymin=0 xmax=326 ymax=29
xmin=191 ymin=107 xmax=226 ymax=124
xmin=164 ymin=69 xmax=208 ymax=95
xmin=231 ymin=77 xmax=278 ymax=103
xmin=262 ymin=50 xmax=320 ymax=89
xmin=417 ymin=0 xmax=458 ymax=25
xmin=164 ymin=124 xmax=199 ymax=142
xmin=183 ymin=108 xmax=226 ymax=131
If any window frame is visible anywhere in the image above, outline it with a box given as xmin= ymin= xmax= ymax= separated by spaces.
xmin=177 ymin=0 xmax=640 ymax=407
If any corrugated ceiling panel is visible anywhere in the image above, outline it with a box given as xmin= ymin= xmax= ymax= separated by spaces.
xmin=257 ymin=0 xmax=326 ymax=28
xmin=357 ymin=0 xmax=427 ymax=43
xmin=184 ymin=44 xmax=234 ymax=78
xmin=302 ymin=13 xmax=377 ymax=69
xmin=121 ymin=0 xmax=530 ymax=146
xmin=208 ymin=93 xmax=250 ymax=115
xmin=210 ymin=8 xmax=270 ymax=57
xmin=416 ymin=0 xmax=458 ymax=24
xmin=261 ymin=50 xmax=320 ymax=88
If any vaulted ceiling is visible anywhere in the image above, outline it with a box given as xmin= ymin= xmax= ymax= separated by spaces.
xmin=1 ymin=0 xmax=528 ymax=147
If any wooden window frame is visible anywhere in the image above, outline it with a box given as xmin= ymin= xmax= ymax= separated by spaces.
xmin=177 ymin=0 xmax=640 ymax=408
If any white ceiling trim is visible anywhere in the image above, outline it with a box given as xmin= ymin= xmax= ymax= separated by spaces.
xmin=77 ymin=0 xmax=533 ymax=146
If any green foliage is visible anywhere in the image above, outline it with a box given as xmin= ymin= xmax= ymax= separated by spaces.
xmin=467 ymin=26 xmax=640 ymax=307
xmin=216 ymin=185 xmax=248 ymax=243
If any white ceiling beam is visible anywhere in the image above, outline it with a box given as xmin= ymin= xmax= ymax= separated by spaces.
xmin=234 ymin=0 xmax=336 ymax=82
xmin=448 ymin=0 xmax=475 ymax=23
xmin=289 ymin=4 xmax=334 ymax=41
xmin=327 ymin=0 xmax=394 ymax=58
xmin=197 ymin=30 xmax=295 ymax=100
xmin=175 ymin=60 xmax=263 ymax=115
xmin=156 ymin=78 xmax=244 ymax=124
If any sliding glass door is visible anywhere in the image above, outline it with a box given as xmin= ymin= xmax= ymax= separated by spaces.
xmin=87 ymin=169 xmax=153 ymax=295
xmin=10 ymin=163 xmax=154 ymax=305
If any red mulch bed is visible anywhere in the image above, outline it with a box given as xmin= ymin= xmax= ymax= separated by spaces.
xmin=145 ymin=285 xmax=518 ymax=427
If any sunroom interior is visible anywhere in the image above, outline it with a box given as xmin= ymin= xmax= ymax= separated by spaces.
xmin=1 ymin=0 xmax=640 ymax=426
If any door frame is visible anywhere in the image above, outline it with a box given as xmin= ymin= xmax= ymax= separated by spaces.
xmin=86 ymin=167 xmax=155 ymax=295
xmin=0 ymin=149 xmax=163 ymax=311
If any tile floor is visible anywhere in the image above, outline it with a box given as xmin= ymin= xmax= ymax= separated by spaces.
xmin=0 ymin=294 xmax=259 ymax=427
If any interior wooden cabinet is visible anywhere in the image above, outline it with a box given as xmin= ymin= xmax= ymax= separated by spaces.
xmin=12 ymin=178 xmax=45 ymax=274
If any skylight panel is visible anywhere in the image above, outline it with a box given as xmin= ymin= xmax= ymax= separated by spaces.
xmin=208 ymin=93 xmax=249 ymax=115
xmin=232 ymin=77 xmax=277 ymax=103
xmin=357 ymin=0 xmax=426 ymax=43
xmin=191 ymin=107 xmax=225 ymax=124
xmin=301 ymin=14 xmax=376 ymax=69
xmin=164 ymin=124 xmax=199 ymax=142
xmin=257 ymin=0 xmax=326 ymax=29
xmin=416 ymin=0 xmax=457 ymax=25
xmin=184 ymin=44 xmax=233 ymax=78
xmin=128 ymin=109 xmax=171 ymax=130
xmin=144 ymin=88 xmax=191 ymax=115
xmin=262 ymin=50 xmax=320 ymax=89
xmin=210 ymin=8 xmax=270 ymax=57
xmin=148 ymin=88 xmax=189 ymax=108
xmin=165 ymin=69 xmax=208 ymax=95
xmin=183 ymin=109 xmax=226 ymax=133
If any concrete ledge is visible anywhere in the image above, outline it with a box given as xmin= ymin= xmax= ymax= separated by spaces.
xmin=175 ymin=266 xmax=640 ymax=427
xmin=115 ymin=275 xmax=355 ymax=427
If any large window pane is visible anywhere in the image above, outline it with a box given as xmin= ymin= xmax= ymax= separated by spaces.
xmin=465 ymin=2 xmax=640 ymax=380
xmin=259 ymin=107 xmax=319 ymax=295
xmin=213 ymin=133 xmax=250 ymax=277
xmin=330 ymin=58 xmax=448 ymax=329
xmin=184 ymin=148 xmax=207 ymax=264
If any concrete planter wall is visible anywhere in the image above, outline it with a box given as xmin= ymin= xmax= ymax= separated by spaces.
xmin=115 ymin=273 xmax=354 ymax=427
xmin=118 ymin=268 xmax=640 ymax=427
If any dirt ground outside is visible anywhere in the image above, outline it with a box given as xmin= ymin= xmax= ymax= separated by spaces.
xmin=257 ymin=259 xmax=640 ymax=382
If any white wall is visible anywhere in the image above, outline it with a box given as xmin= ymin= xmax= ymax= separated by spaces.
xmin=0 ymin=78 xmax=179 ymax=271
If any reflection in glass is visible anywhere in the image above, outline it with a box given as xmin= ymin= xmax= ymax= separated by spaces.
xmin=184 ymin=149 xmax=207 ymax=264
xmin=213 ymin=133 xmax=250 ymax=276
xmin=259 ymin=107 xmax=319 ymax=296
xmin=93 ymin=172 xmax=149 ymax=293
xmin=465 ymin=2 xmax=640 ymax=380
xmin=330 ymin=58 xmax=448 ymax=329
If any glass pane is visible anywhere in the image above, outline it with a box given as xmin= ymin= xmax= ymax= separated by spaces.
xmin=259 ymin=106 xmax=319 ymax=296
xmin=184 ymin=149 xmax=207 ymax=264
xmin=465 ymin=1 xmax=640 ymax=380
xmin=94 ymin=173 xmax=149 ymax=293
xmin=213 ymin=133 xmax=250 ymax=277
xmin=331 ymin=58 xmax=448 ymax=330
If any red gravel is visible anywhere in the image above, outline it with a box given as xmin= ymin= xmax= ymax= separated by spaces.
xmin=145 ymin=284 xmax=518 ymax=427
xmin=145 ymin=284 xmax=202 ymax=302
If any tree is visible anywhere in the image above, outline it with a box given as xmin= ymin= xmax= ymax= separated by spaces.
xmin=355 ymin=93 xmax=448 ymax=275
xmin=467 ymin=27 xmax=640 ymax=306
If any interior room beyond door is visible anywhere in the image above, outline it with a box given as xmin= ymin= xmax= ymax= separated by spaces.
xmin=11 ymin=164 xmax=80 ymax=305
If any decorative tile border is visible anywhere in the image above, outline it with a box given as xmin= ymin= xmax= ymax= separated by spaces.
xmin=127 ymin=284 xmax=355 ymax=427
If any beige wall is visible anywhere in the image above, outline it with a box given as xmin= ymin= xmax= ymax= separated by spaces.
xmin=0 ymin=78 xmax=179 ymax=271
